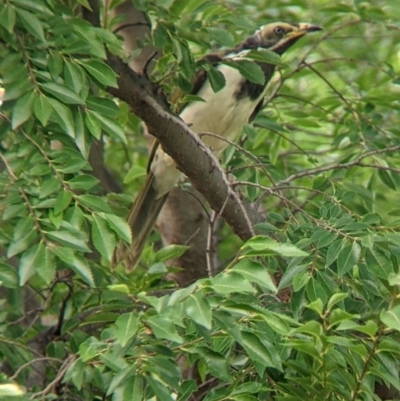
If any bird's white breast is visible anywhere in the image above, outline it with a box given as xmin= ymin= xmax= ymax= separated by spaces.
xmin=151 ymin=63 xmax=266 ymax=196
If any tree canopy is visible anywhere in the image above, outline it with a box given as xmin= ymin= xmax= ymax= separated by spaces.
xmin=1 ymin=0 xmax=400 ymax=400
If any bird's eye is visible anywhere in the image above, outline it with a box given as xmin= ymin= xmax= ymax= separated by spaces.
xmin=274 ymin=26 xmax=285 ymax=35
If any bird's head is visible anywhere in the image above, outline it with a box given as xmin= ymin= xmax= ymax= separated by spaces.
xmin=240 ymin=22 xmax=323 ymax=54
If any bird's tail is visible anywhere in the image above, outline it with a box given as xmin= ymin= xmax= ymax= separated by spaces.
xmin=113 ymin=172 xmax=168 ymax=271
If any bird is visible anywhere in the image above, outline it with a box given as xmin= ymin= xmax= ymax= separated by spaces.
xmin=116 ymin=22 xmax=323 ymax=270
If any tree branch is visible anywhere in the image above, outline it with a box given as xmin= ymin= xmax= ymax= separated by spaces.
xmin=106 ymin=54 xmax=264 ymax=241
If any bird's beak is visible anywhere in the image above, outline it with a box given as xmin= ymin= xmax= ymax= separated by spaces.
xmin=288 ymin=23 xmax=323 ymax=40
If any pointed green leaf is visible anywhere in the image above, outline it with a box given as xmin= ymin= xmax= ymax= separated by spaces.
xmin=77 ymin=194 xmax=113 ymax=213
xmin=85 ymin=111 xmax=102 ymax=139
xmin=115 ymin=312 xmax=139 ymax=346
xmin=64 ymin=60 xmax=85 ymax=93
xmin=92 ymin=214 xmax=115 ymax=261
xmin=89 ymin=111 xmax=126 ymax=142
xmin=242 ymin=236 xmax=308 ymax=257
xmin=0 ymin=5 xmax=16 ymax=32
xmin=101 ymin=213 xmax=132 ymax=244
xmin=35 ymin=244 xmax=55 ymax=284
xmin=19 ymin=243 xmax=41 ymax=285
xmin=41 ymin=82 xmax=84 ymax=105
xmin=155 ymin=244 xmax=189 ymax=262
xmin=240 ymin=331 xmax=279 ymax=370
xmin=381 ymin=305 xmax=400 ymax=332
xmin=206 ymin=65 xmax=226 ymax=93
xmin=47 ymin=231 xmax=91 ymax=252
xmin=54 ymin=189 xmax=73 ymax=215
xmin=365 ymin=247 xmax=394 ymax=279
xmin=207 ymin=27 xmax=235 ymax=47
xmin=34 ymin=94 xmax=53 ymax=126
xmin=326 ymin=239 xmax=344 ymax=266
xmin=71 ymin=254 xmax=95 ymax=286
xmin=195 ymin=347 xmax=231 ymax=381
xmin=16 ymin=8 xmax=44 ymax=40
xmin=211 ymin=272 xmax=255 ymax=294
xmin=48 ymin=98 xmax=75 ymax=137
xmin=146 ymin=315 xmax=183 ymax=343
xmin=185 ymin=292 xmax=212 ymax=330
xmin=12 ymin=91 xmax=36 ymax=128
xmin=337 ymin=242 xmax=360 ymax=277
xmin=80 ymin=60 xmax=118 ymax=88
xmin=231 ymin=259 xmax=277 ymax=293
xmin=224 ymin=60 xmax=265 ymax=85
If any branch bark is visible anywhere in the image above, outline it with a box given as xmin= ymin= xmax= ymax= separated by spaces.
xmin=106 ymin=54 xmax=265 ymax=242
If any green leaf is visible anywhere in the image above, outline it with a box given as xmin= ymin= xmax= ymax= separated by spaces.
xmin=278 ymin=264 xmax=309 ymax=290
xmin=231 ymin=259 xmax=277 ymax=293
xmin=259 ymin=310 xmax=290 ymax=335
xmin=337 ymin=242 xmax=360 ymax=277
xmin=77 ymin=194 xmax=113 ymax=213
xmin=195 ymin=347 xmax=231 ymax=381
xmin=365 ymin=247 xmax=394 ymax=279
xmin=71 ymin=254 xmax=95 ymax=286
xmin=47 ymin=231 xmax=91 ymax=252
xmin=54 ymin=189 xmax=73 ymax=215
xmin=223 ymin=60 xmax=265 ymax=85
xmin=306 ymin=299 xmax=324 ymax=317
xmin=146 ymin=315 xmax=183 ymax=343
xmin=327 ymin=292 xmax=348 ymax=312
xmin=295 ymin=320 xmax=323 ymax=337
xmin=185 ymin=292 xmax=212 ymax=330
xmin=86 ymin=96 xmax=120 ymax=117
xmin=240 ymin=331 xmax=280 ymax=370
xmin=211 ymin=272 xmax=255 ymax=294
xmin=16 ymin=8 xmax=44 ymax=40
xmin=115 ymin=312 xmax=139 ymax=346
xmin=12 ymin=91 xmax=36 ymax=128
xmin=146 ymin=374 xmax=175 ymax=401
xmin=89 ymin=110 xmax=126 ymax=142
xmin=328 ymin=309 xmax=358 ymax=327
xmin=206 ymin=65 xmax=226 ymax=93
xmin=124 ymin=165 xmax=147 ymax=184
xmin=92 ymin=214 xmax=115 ymax=261
xmin=101 ymin=213 xmax=132 ymax=244
xmin=326 ymin=239 xmax=344 ymax=266
xmin=19 ymin=243 xmax=41 ymax=285
xmin=0 ymin=262 xmax=18 ymax=288
xmin=80 ymin=60 xmax=118 ymax=88
xmin=68 ymin=174 xmax=99 ymax=191
xmin=41 ymin=82 xmax=84 ymax=105
xmin=34 ymin=94 xmax=53 ymax=126
xmin=64 ymin=60 xmax=85 ymax=93
xmin=207 ymin=27 xmax=235 ymax=47
xmin=107 ymin=366 xmax=136 ymax=396
xmin=242 ymin=236 xmax=308 ymax=257
xmin=317 ymin=232 xmax=338 ymax=249
xmin=10 ymin=0 xmax=53 ymax=16
xmin=269 ymin=135 xmax=281 ymax=166
xmin=35 ymin=243 xmax=55 ymax=285
xmin=246 ymin=48 xmax=286 ymax=67
xmin=306 ymin=277 xmax=327 ymax=304
xmin=48 ymin=98 xmax=75 ymax=137
xmin=48 ymin=53 xmax=63 ymax=78
xmin=380 ymin=305 xmax=400 ymax=332
xmin=155 ymin=244 xmax=189 ymax=262
xmin=177 ymin=380 xmax=197 ymax=401
xmin=85 ymin=111 xmax=102 ymax=139
xmin=0 ymin=5 xmax=16 ymax=32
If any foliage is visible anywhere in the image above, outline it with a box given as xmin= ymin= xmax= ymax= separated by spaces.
xmin=1 ymin=0 xmax=400 ymax=400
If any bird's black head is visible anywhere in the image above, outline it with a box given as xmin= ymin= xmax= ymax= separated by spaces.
xmin=239 ymin=22 xmax=323 ymax=55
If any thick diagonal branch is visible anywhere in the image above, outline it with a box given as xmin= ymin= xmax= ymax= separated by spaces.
xmin=107 ymin=54 xmax=264 ymax=241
